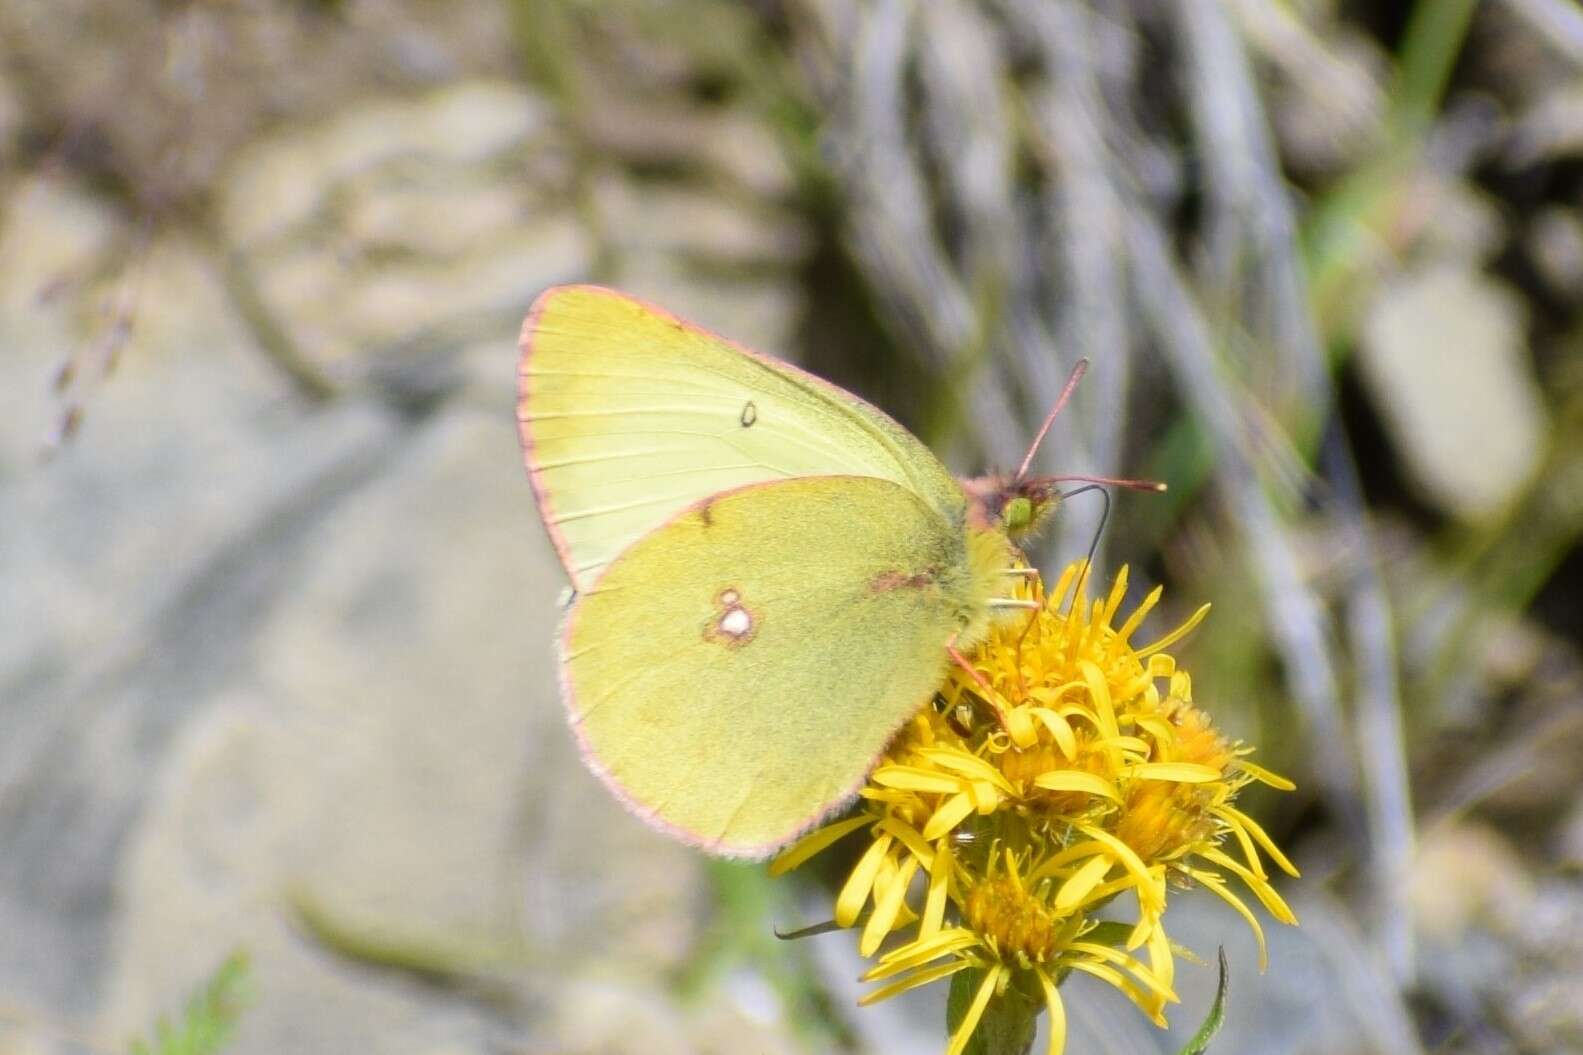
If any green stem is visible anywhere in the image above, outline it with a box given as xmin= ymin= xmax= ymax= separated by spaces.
xmin=947 ymin=968 xmax=1040 ymax=1055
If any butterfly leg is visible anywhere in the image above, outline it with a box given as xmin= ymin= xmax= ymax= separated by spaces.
xmin=945 ymin=633 xmax=1014 ymax=735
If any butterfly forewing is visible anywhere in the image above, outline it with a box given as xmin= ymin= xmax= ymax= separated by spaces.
xmin=519 ymin=285 xmax=965 ymax=589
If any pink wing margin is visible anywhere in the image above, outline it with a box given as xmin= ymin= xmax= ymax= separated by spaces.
xmin=515 ymin=289 xmax=578 ymax=586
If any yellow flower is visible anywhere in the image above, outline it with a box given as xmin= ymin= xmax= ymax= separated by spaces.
xmin=772 ymin=562 xmax=1299 ymax=1054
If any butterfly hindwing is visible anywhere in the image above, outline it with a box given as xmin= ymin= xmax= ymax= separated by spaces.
xmin=562 ymin=475 xmax=975 ymax=856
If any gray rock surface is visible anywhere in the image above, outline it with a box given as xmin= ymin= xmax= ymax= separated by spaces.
xmin=1359 ymin=264 xmax=1546 ymax=522
xmin=0 ymin=85 xmax=741 ymax=1051
xmin=95 ymin=406 xmax=706 ymax=1052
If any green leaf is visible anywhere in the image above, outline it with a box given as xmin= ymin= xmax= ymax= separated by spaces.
xmin=947 ymin=968 xmax=1039 ymax=1055
xmin=1175 ymin=947 xmax=1230 ymax=1055
xmin=1080 ymin=920 xmax=1134 ymax=950
xmin=125 ymin=952 xmax=251 ymax=1055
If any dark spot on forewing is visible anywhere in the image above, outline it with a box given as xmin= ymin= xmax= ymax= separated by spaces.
xmin=870 ymin=568 xmax=935 ymax=592
xmin=740 ymin=401 xmax=757 ymax=427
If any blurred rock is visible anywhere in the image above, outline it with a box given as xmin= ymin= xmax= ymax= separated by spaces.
xmin=93 ymin=407 xmax=707 ymax=1052
xmin=221 ymin=81 xmax=552 ymax=248
xmin=582 ymin=99 xmax=798 ymax=201
xmin=0 ymin=0 xmax=519 ymax=206
xmin=0 ymin=175 xmax=123 ymax=468
xmin=604 ymin=258 xmax=804 ymax=366
xmin=0 ymin=206 xmax=400 ymax=1014
xmin=1409 ymin=181 xmax=1506 ymax=264
xmin=0 ymin=153 xmax=732 ymax=1051
xmin=542 ymin=973 xmax=805 ymax=1055
xmin=1412 ymin=823 xmax=1583 ymax=1053
xmin=593 ymin=171 xmax=811 ymax=268
xmin=1358 ymin=265 xmax=1546 ymax=521
xmin=1507 ymin=83 xmax=1583 ymax=168
xmin=543 ymin=979 xmax=696 ymax=1055
xmin=1502 ymin=880 xmax=1583 ymax=1051
xmin=218 ymin=79 xmax=593 ymax=384
xmin=1411 ymin=823 xmax=1534 ymax=941
xmin=0 ymin=66 xmax=20 ymax=164
xmin=1528 ymin=206 xmax=1583 ymax=304
xmin=1559 ymin=795 xmax=1583 ymax=867
xmin=1160 ymin=889 xmax=1420 ymax=1055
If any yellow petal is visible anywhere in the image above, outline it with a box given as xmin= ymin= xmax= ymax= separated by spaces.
xmin=1068 ymin=942 xmax=1178 ymax=1001
xmin=1233 ymin=759 xmax=1296 ymax=791
xmin=1137 ymin=603 xmax=1210 ymax=658
xmin=1080 ymin=660 xmax=1120 ymax=740
xmin=1077 ymin=824 xmax=1163 ymax=911
xmin=1113 ymin=584 xmax=1162 ymax=646
xmin=1102 ymin=565 xmax=1131 ymax=625
xmin=868 ymin=927 xmax=980 ymax=979
xmin=1148 ymin=921 xmax=1175 ymax=996
xmin=1034 ymin=838 xmax=1108 ymax=878
xmin=1034 ymin=770 xmax=1122 ymax=802
xmin=858 ymin=958 xmax=973 ymax=1006
xmin=1217 ymin=808 xmax=1269 ymax=880
xmin=1217 ymin=804 xmax=1300 ymax=877
xmin=1097 ymin=735 xmax=1152 ymax=756
xmin=1054 ymin=854 xmax=1114 ymax=914
xmin=1030 ymin=707 xmax=1078 ymax=760
xmin=1048 ymin=561 xmax=1081 ymax=611
xmin=872 ymin=765 xmax=966 ymax=795
xmin=1186 ymin=867 xmax=1268 ymax=970
xmin=919 ymin=748 xmax=1017 ymax=792
xmin=876 ymin=816 xmax=936 ymax=870
xmin=944 ymin=965 xmax=1004 ymax=1055
xmin=769 ymin=815 xmax=870 ymax=876
xmin=1063 ymin=960 xmax=1168 ymax=1026
xmin=970 ymin=780 xmax=1003 ymax=813
xmin=923 ymin=791 xmax=977 ymax=841
xmin=1134 ymin=715 xmax=1177 ymax=747
xmin=1037 ymin=970 xmax=1067 ymax=1055
xmin=861 ymin=856 xmax=921 ymax=956
xmin=836 ymin=833 xmax=893 ymax=927
xmin=1129 ymin=762 xmax=1224 ymax=783
xmin=922 ymin=844 xmax=953 ymax=938
xmin=1198 ymin=849 xmax=1299 ymax=926
xmin=1005 ymin=705 xmax=1040 ymax=749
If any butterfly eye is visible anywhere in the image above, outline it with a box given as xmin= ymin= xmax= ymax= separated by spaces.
xmin=1003 ymin=496 xmax=1033 ymax=533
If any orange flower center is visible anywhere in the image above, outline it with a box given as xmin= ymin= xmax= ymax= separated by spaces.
xmin=962 ymin=877 xmax=1062 ymax=964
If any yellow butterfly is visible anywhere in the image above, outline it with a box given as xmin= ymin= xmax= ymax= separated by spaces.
xmin=518 ymin=285 xmax=1148 ymax=856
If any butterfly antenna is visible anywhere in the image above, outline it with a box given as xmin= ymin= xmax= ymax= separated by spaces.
xmin=1015 ymin=358 xmax=1089 ymax=482
xmin=1046 ymin=473 xmax=1167 ymax=493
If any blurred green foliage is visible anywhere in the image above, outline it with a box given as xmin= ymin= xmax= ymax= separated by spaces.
xmin=127 ymin=953 xmax=250 ymax=1055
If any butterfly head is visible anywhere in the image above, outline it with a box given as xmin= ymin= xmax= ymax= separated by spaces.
xmin=966 ymin=475 xmax=1062 ymax=543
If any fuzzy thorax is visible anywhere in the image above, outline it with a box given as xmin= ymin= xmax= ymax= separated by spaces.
xmin=950 ymin=522 xmax=1029 ymax=652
